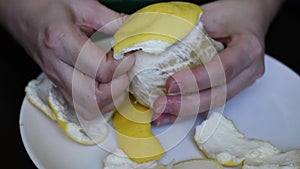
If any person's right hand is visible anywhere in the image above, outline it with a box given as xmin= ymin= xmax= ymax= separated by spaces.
xmin=151 ymin=0 xmax=284 ymax=125
xmin=0 ymin=0 xmax=135 ymax=120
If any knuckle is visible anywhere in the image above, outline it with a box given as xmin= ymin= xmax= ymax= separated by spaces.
xmin=256 ymin=62 xmax=265 ymax=78
xmin=43 ymin=25 xmax=81 ymax=66
xmin=80 ymin=111 xmax=98 ymax=121
xmin=249 ymin=35 xmax=264 ymax=60
xmin=95 ymin=89 xmax=111 ymax=108
xmin=211 ymin=87 xmax=227 ymax=109
xmin=43 ymin=25 xmax=66 ymax=49
xmin=39 ymin=58 xmax=61 ymax=84
xmin=97 ymin=71 xmax=113 ymax=83
xmin=224 ymin=63 xmax=234 ymax=81
xmin=247 ymin=35 xmax=266 ymax=79
xmin=254 ymin=59 xmax=266 ymax=80
xmin=97 ymin=56 xmax=115 ymax=83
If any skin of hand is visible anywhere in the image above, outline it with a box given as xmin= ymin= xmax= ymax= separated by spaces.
xmin=152 ymin=0 xmax=285 ymax=125
xmin=0 ymin=0 xmax=135 ymax=120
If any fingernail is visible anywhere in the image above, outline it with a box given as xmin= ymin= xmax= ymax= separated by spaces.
xmin=153 ymin=96 xmax=167 ymax=114
xmin=168 ymin=82 xmax=181 ymax=94
xmin=160 ymin=117 xmax=172 ymax=125
xmin=152 ymin=113 xmax=161 ymax=121
xmin=153 ymin=115 xmax=173 ymax=126
xmin=154 ymin=104 xmax=165 ymax=114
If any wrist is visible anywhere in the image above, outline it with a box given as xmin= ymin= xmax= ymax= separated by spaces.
xmin=253 ymin=0 xmax=285 ymax=36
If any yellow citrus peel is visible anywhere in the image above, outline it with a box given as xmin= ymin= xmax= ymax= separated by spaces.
xmin=113 ymin=94 xmax=165 ymax=163
xmin=113 ymin=1 xmax=203 ymax=58
xmin=25 ymin=77 xmax=112 ymax=145
xmin=25 ymin=78 xmax=56 ymax=120
xmin=194 ymin=112 xmax=281 ymax=166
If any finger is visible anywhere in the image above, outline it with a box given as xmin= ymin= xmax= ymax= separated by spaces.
xmin=76 ymin=44 xmax=135 ymax=83
xmin=95 ymin=74 xmax=130 ymax=109
xmin=43 ymin=1 xmax=131 ymax=83
xmin=45 ymin=23 xmax=135 ymax=83
xmin=73 ymin=91 xmax=126 ymax=120
xmin=44 ymin=23 xmax=104 ymax=79
xmin=63 ymin=61 xmax=101 ymax=120
xmin=52 ymin=86 xmax=101 ymax=121
xmin=166 ymin=34 xmax=256 ymax=94
xmin=71 ymin=0 xmax=126 ymax=34
xmin=153 ymin=92 xmax=203 ymax=116
xmin=48 ymin=57 xmax=108 ymax=120
xmin=153 ymin=54 xmax=263 ymax=123
xmin=153 ymin=92 xmax=201 ymax=117
xmin=71 ymin=67 xmax=131 ymax=120
xmin=225 ymin=53 xmax=265 ymax=100
xmin=96 ymin=50 xmax=135 ymax=82
xmin=79 ymin=25 xmax=96 ymax=37
xmin=100 ymin=92 xmax=126 ymax=114
xmin=152 ymin=113 xmax=177 ymax=126
xmin=154 ymin=84 xmax=227 ymax=115
xmin=200 ymin=2 xmax=230 ymax=39
xmin=44 ymin=57 xmax=99 ymax=120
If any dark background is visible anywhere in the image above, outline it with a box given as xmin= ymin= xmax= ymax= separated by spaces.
xmin=1 ymin=0 xmax=299 ymax=168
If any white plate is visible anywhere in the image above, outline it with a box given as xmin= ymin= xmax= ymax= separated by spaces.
xmin=20 ymin=38 xmax=300 ymax=169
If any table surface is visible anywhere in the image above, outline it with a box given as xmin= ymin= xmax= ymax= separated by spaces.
xmin=1 ymin=1 xmax=299 ymax=168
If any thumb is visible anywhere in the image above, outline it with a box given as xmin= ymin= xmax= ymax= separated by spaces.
xmin=74 ymin=0 xmax=127 ymax=34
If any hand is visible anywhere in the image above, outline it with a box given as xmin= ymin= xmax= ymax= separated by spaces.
xmin=0 ymin=0 xmax=135 ymax=120
xmin=152 ymin=0 xmax=284 ymax=125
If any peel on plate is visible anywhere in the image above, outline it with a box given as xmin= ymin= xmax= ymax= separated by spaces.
xmin=194 ymin=112 xmax=300 ymax=169
xmin=103 ymin=149 xmax=224 ymax=169
xmin=103 ymin=149 xmax=167 ymax=169
xmin=242 ymin=149 xmax=300 ymax=169
xmin=194 ymin=112 xmax=281 ymax=166
xmin=172 ymin=158 xmax=224 ymax=169
xmin=25 ymin=76 xmax=112 ymax=145
xmin=25 ymin=77 xmax=56 ymax=120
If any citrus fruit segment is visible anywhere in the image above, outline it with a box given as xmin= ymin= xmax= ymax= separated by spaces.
xmin=194 ymin=112 xmax=280 ymax=166
xmin=48 ymin=86 xmax=112 ymax=145
xmin=173 ymin=158 xmax=224 ymax=169
xmin=113 ymin=94 xmax=165 ymax=163
xmin=103 ymin=149 xmax=168 ymax=169
xmin=25 ymin=77 xmax=56 ymax=120
xmin=113 ymin=1 xmax=203 ymax=60
xmin=242 ymin=149 xmax=300 ymax=169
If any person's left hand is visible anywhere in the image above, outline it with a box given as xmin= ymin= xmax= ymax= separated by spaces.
xmin=152 ymin=0 xmax=284 ymax=125
xmin=0 ymin=0 xmax=135 ymax=120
